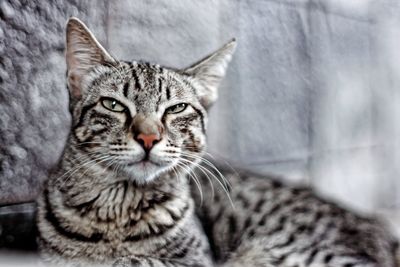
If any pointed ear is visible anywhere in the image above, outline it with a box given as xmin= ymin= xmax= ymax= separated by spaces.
xmin=182 ymin=39 xmax=236 ymax=108
xmin=66 ymin=17 xmax=115 ymax=100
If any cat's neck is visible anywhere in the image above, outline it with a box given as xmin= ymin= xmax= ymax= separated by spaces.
xmin=48 ymin=149 xmax=190 ymax=212
xmin=42 ymin=155 xmax=191 ymax=241
xmin=43 ymin=152 xmax=191 ymax=238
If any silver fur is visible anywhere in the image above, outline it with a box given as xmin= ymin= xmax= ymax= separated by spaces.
xmin=37 ymin=17 xmax=399 ymax=267
xmin=37 ymin=17 xmax=235 ymax=267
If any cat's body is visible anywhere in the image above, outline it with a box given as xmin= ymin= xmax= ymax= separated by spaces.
xmin=37 ymin=17 xmax=399 ymax=267
xmin=36 ymin=17 xmax=233 ymax=266
xmin=37 ymin=152 xmax=211 ymax=267
xmin=192 ymin=165 xmax=399 ymax=267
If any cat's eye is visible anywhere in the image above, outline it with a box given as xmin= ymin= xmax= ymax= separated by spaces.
xmin=101 ymin=98 xmax=125 ymax=112
xmin=166 ymin=103 xmax=188 ymax=114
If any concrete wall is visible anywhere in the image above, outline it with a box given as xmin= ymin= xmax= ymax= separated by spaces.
xmin=1 ymin=0 xmax=399 ymax=233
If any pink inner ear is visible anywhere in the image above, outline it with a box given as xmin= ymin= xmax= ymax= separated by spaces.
xmin=68 ymin=71 xmax=83 ymax=99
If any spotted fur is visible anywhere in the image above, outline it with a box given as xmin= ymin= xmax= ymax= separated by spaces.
xmin=37 ymin=17 xmax=235 ymax=267
xmin=191 ymin=166 xmax=399 ymax=267
xmin=37 ymin=17 xmax=399 ymax=267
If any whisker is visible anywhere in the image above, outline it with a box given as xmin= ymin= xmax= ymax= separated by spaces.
xmin=77 ymin=156 xmax=113 ymax=181
xmin=178 ymin=153 xmax=235 ymax=209
xmin=171 ymin=165 xmax=182 ymax=185
xmin=176 ymin=162 xmax=203 ymax=206
xmin=158 ymin=148 xmax=232 ymax=206
xmin=202 ymin=151 xmax=240 ymax=178
xmin=180 ymin=151 xmax=232 ymax=189
xmin=178 ymin=158 xmax=215 ymax=201
xmin=58 ymin=155 xmax=111 ymax=188
xmin=57 ymin=151 xmax=106 ymax=181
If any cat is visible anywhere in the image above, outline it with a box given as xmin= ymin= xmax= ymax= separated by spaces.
xmin=36 ymin=17 xmax=399 ymax=267
xmin=191 ymin=166 xmax=399 ymax=267
xmin=36 ymin=17 xmax=235 ymax=267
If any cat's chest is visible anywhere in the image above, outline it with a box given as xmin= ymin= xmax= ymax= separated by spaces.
xmin=39 ymin=182 xmax=195 ymax=261
xmin=59 ymin=181 xmax=192 ymax=242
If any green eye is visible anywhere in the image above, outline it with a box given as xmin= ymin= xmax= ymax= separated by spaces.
xmin=101 ymin=98 xmax=125 ymax=112
xmin=166 ymin=103 xmax=188 ymax=114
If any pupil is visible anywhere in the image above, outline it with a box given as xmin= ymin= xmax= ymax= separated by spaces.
xmin=112 ymin=101 xmax=116 ymax=108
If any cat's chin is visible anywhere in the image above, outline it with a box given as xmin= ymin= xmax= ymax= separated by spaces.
xmin=122 ymin=161 xmax=170 ymax=185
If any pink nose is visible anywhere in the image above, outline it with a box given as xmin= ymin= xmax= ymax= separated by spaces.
xmin=135 ymin=133 xmax=161 ymax=150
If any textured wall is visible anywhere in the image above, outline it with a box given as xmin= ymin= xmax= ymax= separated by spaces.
xmin=1 ymin=0 xmax=400 ymax=234
xmin=0 ymin=0 xmax=108 ymax=204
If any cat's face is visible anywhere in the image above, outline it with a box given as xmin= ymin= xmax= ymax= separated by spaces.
xmin=70 ymin=61 xmax=209 ymax=184
xmin=65 ymin=18 xmax=235 ymax=184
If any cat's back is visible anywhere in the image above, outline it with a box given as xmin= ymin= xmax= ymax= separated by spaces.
xmin=192 ymin=162 xmax=399 ymax=267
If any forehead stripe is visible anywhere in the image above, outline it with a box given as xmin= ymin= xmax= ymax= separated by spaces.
xmin=166 ymin=85 xmax=171 ymax=100
xmin=158 ymin=77 xmax=163 ymax=93
xmin=123 ymin=82 xmax=130 ymax=97
xmin=131 ymin=70 xmax=142 ymax=91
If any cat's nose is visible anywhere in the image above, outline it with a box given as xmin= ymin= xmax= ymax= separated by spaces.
xmin=135 ymin=133 xmax=161 ymax=150
xmin=132 ymin=114 xmax=163 ymax=151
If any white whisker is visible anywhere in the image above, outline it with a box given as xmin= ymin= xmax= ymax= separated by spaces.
xmin=176 ymin=162 xmax=204 ymax=206
xmin=178 ymin=151 xmax=235 ymax=209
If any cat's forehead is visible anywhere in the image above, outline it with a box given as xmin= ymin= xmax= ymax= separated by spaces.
xmin=92 ymin=61 xmax=193 ymax=112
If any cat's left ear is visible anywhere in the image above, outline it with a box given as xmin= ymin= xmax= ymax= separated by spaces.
xmin=182 ymin=39 xmax=236 ymax=108
xmin=66 ymin=17 xmax=116 ymax=100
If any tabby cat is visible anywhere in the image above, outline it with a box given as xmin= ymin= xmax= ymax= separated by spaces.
xmin=37 ymin=17 xmax=399 ymax=267
xmin=36 ymin=17 xmax=229 ymax=266
xmin=192 ymin=168 xmax=399 ymax=267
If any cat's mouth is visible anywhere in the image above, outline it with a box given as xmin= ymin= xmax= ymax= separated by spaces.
xmin=125 ymin=156 xmax=164 ymax=167
xmin=136 ymin=159 xmax=162 ymax=167
xmin=122 ymin=158 xmax=171 ymax=184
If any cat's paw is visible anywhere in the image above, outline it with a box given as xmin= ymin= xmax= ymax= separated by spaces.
xmin=112 ymin=256 xmax=142 ymax=267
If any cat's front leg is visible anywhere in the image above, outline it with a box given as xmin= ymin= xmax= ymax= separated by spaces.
xmin=112 ymin=256 xmax=189 ymax=267
xmin=112 ymin=256 xmax=144 ymax=267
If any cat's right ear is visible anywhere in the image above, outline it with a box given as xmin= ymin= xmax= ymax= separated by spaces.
xmin=182 ymin=39 xmax=236 ymax=109
xmin=66 ymin=17 xmax=115 ymax=100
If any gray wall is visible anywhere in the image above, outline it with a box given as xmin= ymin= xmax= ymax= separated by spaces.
xmin=1 ymin=0 xmax=399 ymax=235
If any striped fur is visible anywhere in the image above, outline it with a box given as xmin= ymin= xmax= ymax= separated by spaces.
xmin=191 ymin=166 xmax=399 ymax=267
xmin=37 ymin=17 xmax=399 ymax=267
xmin=37 ymin=18 xmax=235 ymax=266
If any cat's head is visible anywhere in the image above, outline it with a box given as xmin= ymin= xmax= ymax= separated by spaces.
xmin=65 ymin=18 xmax=235 ymax=184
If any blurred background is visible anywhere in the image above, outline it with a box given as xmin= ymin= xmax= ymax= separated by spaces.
xmin=1 ymin=0 xmax=400 ymax=256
